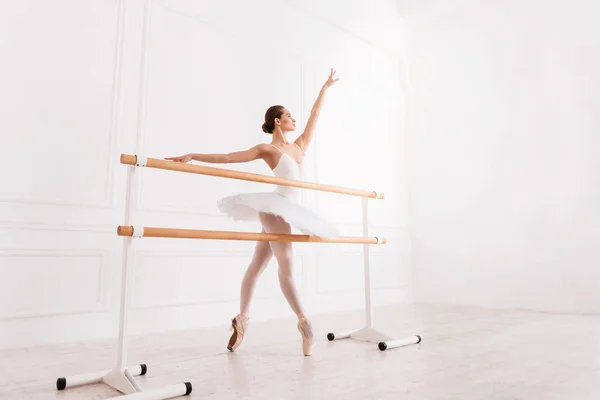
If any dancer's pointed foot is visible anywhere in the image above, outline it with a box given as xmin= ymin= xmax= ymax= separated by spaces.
xmin=297 ymin=318 xmax=314 ymax=356
xmin=227 ymin=314 xmax=249 ymax=352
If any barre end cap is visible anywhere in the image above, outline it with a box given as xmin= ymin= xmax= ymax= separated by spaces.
xmin=117 ymin=226 xmax=133 ymax=236
xmin=372 ymin=191 xmax=385 ymax=200
xmin=56 ymin=377 xmax=66 ymax=390
xmin=120 ymin=153 xmax=136 ymax=165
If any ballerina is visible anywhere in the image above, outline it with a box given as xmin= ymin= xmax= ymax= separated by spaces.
xmin=165 ymin=68 xmax=340 ymax=356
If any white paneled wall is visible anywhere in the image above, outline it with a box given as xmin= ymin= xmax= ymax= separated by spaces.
xmin=0 ymin=0 xmax=409 ymax=348
xmin=405 ymin=0 xmax=600 ymax=313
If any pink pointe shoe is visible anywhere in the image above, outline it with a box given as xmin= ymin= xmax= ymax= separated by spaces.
xmin=297 ymin=318 xmax=314 ymax=356
xmin=227 ymin=314 xmax=249 ymax=352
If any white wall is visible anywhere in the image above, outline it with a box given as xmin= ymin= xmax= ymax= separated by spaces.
xmin=0 ymin=0 xmax=409 ymax=348
xmin=405 ymin=0 xmax=600 ymax=313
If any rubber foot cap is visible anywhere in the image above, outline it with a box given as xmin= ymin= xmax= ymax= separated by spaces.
xmin=140 ymin=364 xmax=147 ymax=375
xmin=56 ymin=377 xmax=66 ymax=390
xmin=327 ymin=333 xmax=335 ymax=341
xmin=185 ymin=382 xmax=192 ymax=395
xmin=378 ymin=342 xmax=387 ymax=351
xmin=416 ymin=335 xmax=422 ymax=343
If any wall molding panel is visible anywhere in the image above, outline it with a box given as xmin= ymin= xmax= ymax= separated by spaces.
xmin=0 ymin=249 xmax=109 ymax=321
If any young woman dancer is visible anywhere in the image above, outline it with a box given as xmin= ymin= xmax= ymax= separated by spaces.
xmin=165 ymin=69 xmax=340 ymax=356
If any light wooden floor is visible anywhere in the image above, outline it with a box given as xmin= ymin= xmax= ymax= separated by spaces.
xmin=1 ymin=303 xmax=599 ymax=399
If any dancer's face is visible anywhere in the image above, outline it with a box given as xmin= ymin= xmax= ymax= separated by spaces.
xmin=277 ymin=109 xmax=296 ymax=132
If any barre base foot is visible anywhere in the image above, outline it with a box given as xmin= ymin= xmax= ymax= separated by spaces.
xmin=327 ymin=327 xmax=421 ymax=351
xmin=378 ymin=335 xmax=422 ymax=351
xmin=349 ymin=327 xmax=393 ymax=343
xmin=327 ymin=327 xmax=392 ymax=343
xmin=326 ymin=329 xmax=357 ymax=341
xmin=105 ymin=382 xmax=192 ymax=400
xmin=56 ymin=364 xmax=147 ymax=392
xmin=55 ymin=364 xmax=189 ymax=399
xmin=103 ymin=367 xmax=143 ymax=394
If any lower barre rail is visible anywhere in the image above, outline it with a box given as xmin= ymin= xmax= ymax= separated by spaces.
xmin=116 ymin=226 xmax=386 ymax=245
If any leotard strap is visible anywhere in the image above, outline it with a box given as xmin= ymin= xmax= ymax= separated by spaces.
xmin=268 ymin=143 xmax=283 ymax=153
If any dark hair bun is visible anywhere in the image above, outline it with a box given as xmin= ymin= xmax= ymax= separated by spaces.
xmin=262 ymin=105 xmax=284 ymax=134
xmin=262 ymin=121 xmax=272 ymax=134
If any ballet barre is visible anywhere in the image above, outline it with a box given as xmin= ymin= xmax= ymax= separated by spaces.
xmin=117 ymin=226 xmax=387 ymax=244
xmin=56 ymin=152 xmax=420 ymax=400
xmin=119 ymin=154 xmax=419 ymax=351
xmin=120 ymin=154 xmax=385 ymax=199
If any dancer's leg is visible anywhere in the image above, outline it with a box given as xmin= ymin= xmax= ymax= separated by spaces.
xmin=259 ymin=212 xmax=314 ymax=355
xmin=239 ymin=229 xmax=273 ymax=318
xmin=258 ymin=213 xmax=306 ymax=320
xmin=228 ymin=229 xmax=273 ymax=352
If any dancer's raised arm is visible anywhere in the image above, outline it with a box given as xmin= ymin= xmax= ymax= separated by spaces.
xmin=295 ymin=68 xmax=339 ymax=152
xmin=165 ymin=144 xmax=271 ymax=164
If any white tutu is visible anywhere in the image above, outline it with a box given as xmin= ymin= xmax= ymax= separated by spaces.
xmin=217 ymin=191 xmax=339 ymax=237
xmin=216 ymin=148 xmax=339 ymax=238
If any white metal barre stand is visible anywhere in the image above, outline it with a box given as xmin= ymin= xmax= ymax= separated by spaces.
xmin=55 ymin=160 xmax=192 ymax=398
xmin=326 ymin=197 xmax=422 ymax=351
xmin=57 ymin=0 xmax=190 ymax=395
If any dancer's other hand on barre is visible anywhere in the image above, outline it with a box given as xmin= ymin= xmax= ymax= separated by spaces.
xmin=164 ymin=154 xmax=194 ymax=163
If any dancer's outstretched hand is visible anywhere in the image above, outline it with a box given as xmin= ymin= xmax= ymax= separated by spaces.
xmin=165 ymin=154 xmax=193 ymax=163
xmin=322 ymin=68 xmax=340 ymax=89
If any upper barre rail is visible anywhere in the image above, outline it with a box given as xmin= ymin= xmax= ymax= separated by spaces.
xmin=120 ymin=154 xmax=384 ymax=199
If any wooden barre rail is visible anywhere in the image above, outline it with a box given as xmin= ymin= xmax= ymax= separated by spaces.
xmin=120 ymin=154 xmax=384 ymax=199
xmin=117 ymin=226 xmax=387 ymax=244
